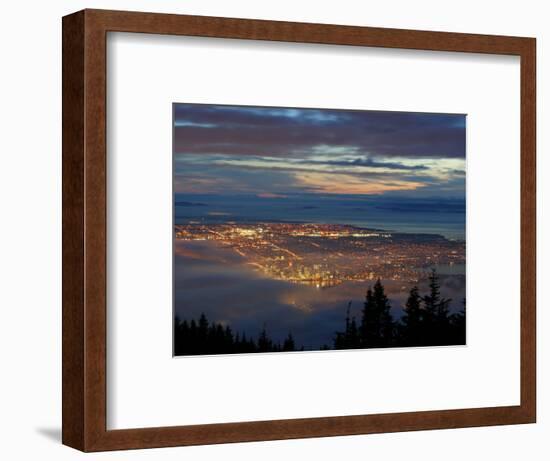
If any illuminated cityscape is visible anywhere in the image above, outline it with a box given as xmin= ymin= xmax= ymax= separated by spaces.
xmin=175 ymin=222 xmax=465 ymax=288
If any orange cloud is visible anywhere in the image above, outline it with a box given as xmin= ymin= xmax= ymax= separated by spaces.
xmin=294 ymin=172 xmax=425 ymax=195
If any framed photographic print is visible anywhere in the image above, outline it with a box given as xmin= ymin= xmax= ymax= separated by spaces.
xmin=62 ymin=9 xmax=536 ymax=451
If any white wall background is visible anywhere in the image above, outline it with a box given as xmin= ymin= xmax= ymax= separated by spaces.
xmin=0 ymin=0 xmax=546 ymax=459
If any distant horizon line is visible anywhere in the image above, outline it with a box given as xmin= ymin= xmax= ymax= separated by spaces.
xmin=174 ymin=192 xmax=466 ymax=201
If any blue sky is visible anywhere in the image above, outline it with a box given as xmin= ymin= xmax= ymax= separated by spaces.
xmin=173 ymin=104 xmax=466 ymax=199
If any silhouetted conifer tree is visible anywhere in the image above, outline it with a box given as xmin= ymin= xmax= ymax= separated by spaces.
xmin=282 ymin=333 xmax=296 ymax=351
xmin=359 ymin=288 xmax=375 ymax=345
xmin=423 ymin=269 xmax=452 ymax=345
xmin=348 ymin=316 xmax=360 ymax=348
xmin=449 ymin=298 xmax=466 ymax=345
xmin=257 ymin=325 xmax=273 ymax=352
xmin=174 ymin=316 xmax=182 ymax=355
xmin=335 ymin=301 xmax=361 ymax=349
xmin=360 ymin=279 xmax=394 ymax=347
xmin=401 ymin=286 xmax=423 ymax=346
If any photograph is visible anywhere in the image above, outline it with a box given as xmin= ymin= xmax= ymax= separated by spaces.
xmin=173 ymin=104 xmax=466 ymax=356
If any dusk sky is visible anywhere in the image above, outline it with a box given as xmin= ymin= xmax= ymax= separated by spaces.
xmin=173 ymin=104 xmax=466 ymax=199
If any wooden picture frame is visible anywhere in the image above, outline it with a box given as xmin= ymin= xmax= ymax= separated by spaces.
xmin=62 ymin=9 xmax=536 ymax=452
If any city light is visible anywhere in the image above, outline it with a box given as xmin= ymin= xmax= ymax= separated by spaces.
xmin=175 ymin=223 xmax=465 ymax=286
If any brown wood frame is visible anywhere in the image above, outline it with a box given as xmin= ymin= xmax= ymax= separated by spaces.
xmin=62 ymin=8 xmax=536 ymax=452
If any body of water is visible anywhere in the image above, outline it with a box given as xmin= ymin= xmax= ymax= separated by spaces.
xmin=175 ymin=194 xmax=466 ymax=240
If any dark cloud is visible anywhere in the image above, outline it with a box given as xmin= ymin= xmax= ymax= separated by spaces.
xmin=174 ymin=104 xmax=466 ymax=159
xmin=301 ymin=157 xmax=429 ymax=171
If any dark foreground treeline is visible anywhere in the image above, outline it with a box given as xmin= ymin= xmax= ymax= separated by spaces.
xmin=174 ymin=270 xmax=465 ymax=356
xmin=335 ymin=269 xmax=465 ymax=349
xmin=174 ymin=314 xmax=299 ymax=355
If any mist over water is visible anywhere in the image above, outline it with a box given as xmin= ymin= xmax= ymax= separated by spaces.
xmin=174 ymin=239 xmax=466 ymax=349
